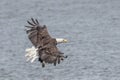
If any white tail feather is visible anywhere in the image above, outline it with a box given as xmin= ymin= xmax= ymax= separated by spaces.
xmin=25 ymin=46 xmax=38 ymax=63
xmin=31 ymin=56 xmax=39 ymax=63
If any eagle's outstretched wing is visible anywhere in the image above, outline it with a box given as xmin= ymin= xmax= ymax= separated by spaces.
xmin=25 ymin=18 xmax=52 ymax=48
xmin=25 ymin=18 xmax=67 ymax=67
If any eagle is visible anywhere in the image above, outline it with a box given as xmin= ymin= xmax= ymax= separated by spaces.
xmin=25 ymin=18 xmax=68 ymax=67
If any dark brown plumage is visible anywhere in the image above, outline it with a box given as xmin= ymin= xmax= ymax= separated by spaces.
xmin=25 ymin=18 xmax=67 ymax=67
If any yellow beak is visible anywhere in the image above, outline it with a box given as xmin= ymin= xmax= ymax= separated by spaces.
xmin=63 ymin=39 xmax=68 ymax=43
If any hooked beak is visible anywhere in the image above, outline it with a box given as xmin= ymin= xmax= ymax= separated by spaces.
xmin=63 ymin=39 xmax=68 ymax=43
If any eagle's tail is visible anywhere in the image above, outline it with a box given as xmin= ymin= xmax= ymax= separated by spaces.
xmin=25 ymin=46 xmax=39 ymax=63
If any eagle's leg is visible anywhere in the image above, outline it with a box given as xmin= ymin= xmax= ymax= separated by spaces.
xmin=38 ymin=58 xmax=45 ymax=68
xmin=57 ymin=57 xmax=61 ymax=64
xmin=53 ymin=57 xmax=57 ymax=66
xmin=54 ymin=61 xmax=56 ymax=66
xmin=38 ymin=58 xmax=43 ymax=63
xmin=42 ymin=61 xmax=45 ymax=68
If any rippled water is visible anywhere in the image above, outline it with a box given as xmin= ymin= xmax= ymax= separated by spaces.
xmin=0 ymin=0 xmax=120 ymax=80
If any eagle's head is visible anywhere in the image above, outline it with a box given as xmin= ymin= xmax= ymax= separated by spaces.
xmin=56 ymin=38 xmax=68 ymax=44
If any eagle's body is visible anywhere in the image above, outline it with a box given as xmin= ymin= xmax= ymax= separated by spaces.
xmin=25 ymin=18 xmax=67 ymax=67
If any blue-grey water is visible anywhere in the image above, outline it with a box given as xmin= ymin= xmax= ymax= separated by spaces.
xmin=0 ymin=0 xmax=120 ymax=80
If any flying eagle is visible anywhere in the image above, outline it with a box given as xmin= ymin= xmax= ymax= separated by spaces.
xmin=25 ymin=18 xmax=68 ymax=67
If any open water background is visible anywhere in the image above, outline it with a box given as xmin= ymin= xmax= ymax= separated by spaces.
xmin=0 ymin=0 xmax=120 ymax=80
